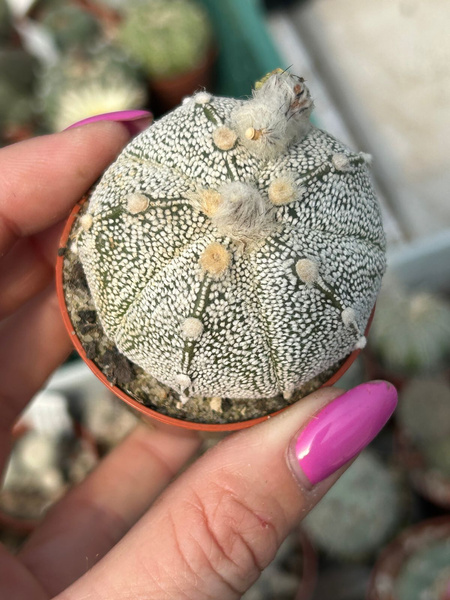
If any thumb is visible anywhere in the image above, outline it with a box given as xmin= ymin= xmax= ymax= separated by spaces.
xmin=58 ymin=381 xmax=397 ymax=600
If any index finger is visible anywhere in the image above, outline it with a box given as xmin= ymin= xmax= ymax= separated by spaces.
xmin=0 ymin=121 xmax=139 ymax=256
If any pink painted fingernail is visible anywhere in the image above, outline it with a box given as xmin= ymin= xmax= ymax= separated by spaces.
xmin=64 ymin=110 xmax=153 ymax=135
xmin=294 ymin=381 xmax=397 ymax=486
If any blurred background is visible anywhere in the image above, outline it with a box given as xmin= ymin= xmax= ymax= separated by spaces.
xmin=1 ymin=1 xmax=450 ymax=598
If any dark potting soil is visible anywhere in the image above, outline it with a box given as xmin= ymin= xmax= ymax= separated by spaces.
xmin=61 ymin=200 xmax=344 ymax=426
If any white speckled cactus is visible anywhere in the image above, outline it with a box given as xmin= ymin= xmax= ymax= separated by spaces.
xmin=77 ymin=71 xmax=386 ymax=401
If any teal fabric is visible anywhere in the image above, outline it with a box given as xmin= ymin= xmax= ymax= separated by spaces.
xmin=198 ymin=0 xmax=284 ymax=97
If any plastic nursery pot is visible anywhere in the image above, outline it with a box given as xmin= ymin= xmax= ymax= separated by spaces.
xmin=56 ymin=196 xmax=375 ymax=434
xmin=367 ymin=516 xmax=450 ymax=600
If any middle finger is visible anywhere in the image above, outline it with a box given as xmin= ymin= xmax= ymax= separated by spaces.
xmin=18 ymin=422 xmax=201 ymax=597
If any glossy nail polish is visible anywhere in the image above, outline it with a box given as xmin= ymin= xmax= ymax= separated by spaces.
xmin=294 ymin=381 xmax=397 ymax=485
xmin=64 ymin=110 xmax=153 ymax=134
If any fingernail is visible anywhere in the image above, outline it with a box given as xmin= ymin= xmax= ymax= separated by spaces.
xmin=64 ymin=110 xmax=153 ymax=135
xmin=294 ymin=381 xmax=397 ymax=486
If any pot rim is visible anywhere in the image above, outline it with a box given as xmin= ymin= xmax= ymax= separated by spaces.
xmin=56 ymin=198 xmax=374 ymax=432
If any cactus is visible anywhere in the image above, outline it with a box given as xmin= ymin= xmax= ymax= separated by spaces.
xmin=40 ymin=3 xmax=102 ymax=53
xmin=63 ymin=71 xmax=385 ymax=419
xmin=116 ymin=0 xmax=212 ymax=80
xmin=399 ymin=377 xmax=450 ymax=478
xmin=39 ymin=47 xmax=147 ymax=132
xmin=369 ymin=277 xmax=450 ymax=376
xmin=394 ymin=538 xmax=450 ymax=600
xmin=398 ymin=377 xmax=450 ymax=447
xmin=302 ymin=451 xmax=403 ymax=560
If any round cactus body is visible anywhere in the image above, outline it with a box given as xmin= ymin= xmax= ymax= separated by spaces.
xmin=40 ymin=4 xmax=101 ymax=53
xmin=117 ymin=0 xmax=212 ymax=80
xmin=73 ymin=72 xmax=386 ymax=404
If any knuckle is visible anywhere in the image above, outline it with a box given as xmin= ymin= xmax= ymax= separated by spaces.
xmin=181 ymin=479 xmax=281 ymax=594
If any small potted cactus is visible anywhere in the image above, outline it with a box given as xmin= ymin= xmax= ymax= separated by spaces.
xmin=115 ymin=0 xmax=214 ymax=111
xmin=367 ymin=517 xmax=450 ymax=600
xmin=38 ymin=2 xmax=102 ymax=53
xmin=395 ymin=376 xmax=450 ymax=509
xmin=38 ymin=46 xmax=148 ymax=132
xmin=57 ymin=70 xmax=386 ymax=431
xmin=302 ymin=450 xmax=405 ymax=562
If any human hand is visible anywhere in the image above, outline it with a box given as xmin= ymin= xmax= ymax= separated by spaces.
xmin=0 ymin=115 xmax=397 ymax=599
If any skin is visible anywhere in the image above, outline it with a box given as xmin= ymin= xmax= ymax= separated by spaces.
xmin=0 ymin=122 xmax=354 ymax=600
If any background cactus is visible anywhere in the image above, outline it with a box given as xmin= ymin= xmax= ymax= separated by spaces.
xmin=369 ymin=276 xmax=450 ymax=376
xmin=393 ymin=537 xmax=450 ymax=600
xmin=398 ymin=377 xmax=450 ymax=479
xmin=63 ymin=71 xmax=385 ymax=421
xmin=116 ymin=0 xmax=212 ymax=80
xmin=39 ymin=46 xmax=147 ymax=132
xmin=39 ymin=3 xmax=102 ymax=53
xmin=302 ymin=451 xmax=403 ymax=561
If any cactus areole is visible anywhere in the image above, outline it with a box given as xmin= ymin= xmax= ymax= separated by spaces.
xmin=58 ymin=71 xmax=386 ymax=428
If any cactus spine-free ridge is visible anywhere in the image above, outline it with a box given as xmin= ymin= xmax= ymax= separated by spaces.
xmin=76 ymin=71 xmax=386 ymax=402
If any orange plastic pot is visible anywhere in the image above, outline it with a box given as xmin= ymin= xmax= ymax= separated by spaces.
xmin=56 ymin=198 xmax=375 ymax=433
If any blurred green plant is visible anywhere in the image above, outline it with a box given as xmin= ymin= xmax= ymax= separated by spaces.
xmin=369 ymin=277 xmax=450 ymax=376
xmin=0 ymin=0 xmax=13 ymax=43
xmin=0 ymin=49 xmax=38 ymax=145
xmin=40 ymin=3 xmax=102 ymax=53
xmin=394 ymin=538 xmax=450 ymax=600
xmin=38 ymin=46 xmax=147 ymax=132
xmin=116 ymin=0 xmax=212 ymax=80
xmin=399 ymin=377 xmax=450 ymax=479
